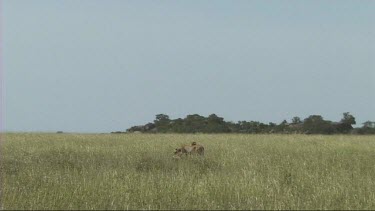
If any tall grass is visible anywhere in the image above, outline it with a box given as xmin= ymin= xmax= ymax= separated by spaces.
xmin=2 ymin=133 xmax=375 ymax=210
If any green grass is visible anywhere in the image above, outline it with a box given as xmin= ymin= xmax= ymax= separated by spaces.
xmin=2 ymin=133 xmax=375 ymax=210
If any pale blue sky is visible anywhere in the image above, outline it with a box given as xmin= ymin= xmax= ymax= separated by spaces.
xmin=2 ymin=0 xmax=375 ymax=132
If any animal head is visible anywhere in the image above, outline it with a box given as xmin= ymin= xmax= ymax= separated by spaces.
xmin=191 ymin=142 xmax=197 ymax=146
xmin=174 ymin=148 xmax=183 ymax=155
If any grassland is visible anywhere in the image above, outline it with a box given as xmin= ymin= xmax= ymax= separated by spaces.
xmin=2 ymin=133 xmax=375 ymax=210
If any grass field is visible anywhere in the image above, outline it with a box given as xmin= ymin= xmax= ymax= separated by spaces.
xmin=2 ymin=133 xmax=375 ymax=210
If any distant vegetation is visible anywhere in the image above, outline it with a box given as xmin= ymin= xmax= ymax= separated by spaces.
xmin=124 ymin=112 xmax=375 ymax=135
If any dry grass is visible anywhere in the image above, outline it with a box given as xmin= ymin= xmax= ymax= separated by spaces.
xmin=2 ymin=133 xmax=375 ymax=210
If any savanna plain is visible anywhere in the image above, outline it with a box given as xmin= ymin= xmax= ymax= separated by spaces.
xmin=2 ymin=133 xmax=375 ymax=210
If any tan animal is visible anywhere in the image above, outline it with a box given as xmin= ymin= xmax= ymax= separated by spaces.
xmin=174 ymin=142 xmax=204 ymax=158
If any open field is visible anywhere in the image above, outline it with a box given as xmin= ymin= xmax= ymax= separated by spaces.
xmin=2 ymin=133 xmax=375 ymax=210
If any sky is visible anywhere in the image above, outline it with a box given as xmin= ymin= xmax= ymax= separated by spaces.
xmin=2 ymin=0 xmax=374 ymax=133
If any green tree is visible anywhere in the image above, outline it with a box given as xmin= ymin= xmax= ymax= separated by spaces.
xmin=206 ymin=114 xmax=230 ymax=133
xmin=335 ymin=112 xmax=356 ymax=133
xmin=154 ymin=114 xmax=171 ymax=132
xmin=341 ymin=112 xmax=356 ymax=125
xmin=184 ymin=114 xmax=207 ymax=133
xmin=291 ymin=116 xmax=302 ymax=124
xmin=274 ymin=120 xmax=288 ymax=133
xmin=356 ymin=121 xmax=375 ymax=134
xmin=363 ymin=121 xmax=375 ymax=128
xmin=303 ymin=115 xmax=334 ymax=134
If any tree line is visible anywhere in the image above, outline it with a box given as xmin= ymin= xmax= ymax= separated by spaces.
xmin=120 ymin=112 xmax=375 ymax=135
